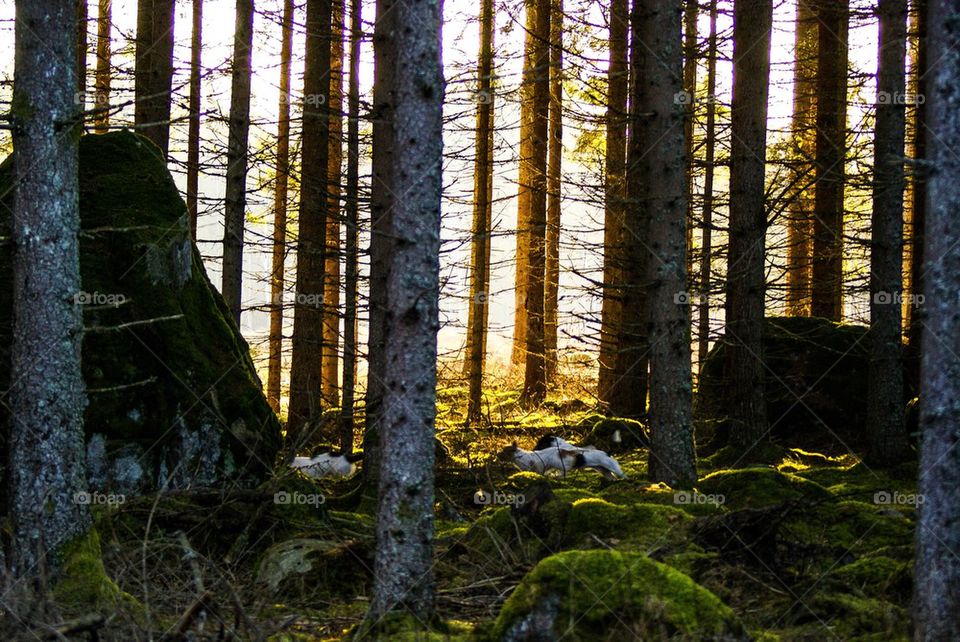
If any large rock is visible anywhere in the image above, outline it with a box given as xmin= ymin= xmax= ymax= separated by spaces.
xmin=697 ymin=316 xmax=876 ymax=451
xmin=0 ymin=131 xmax=281 ymax=495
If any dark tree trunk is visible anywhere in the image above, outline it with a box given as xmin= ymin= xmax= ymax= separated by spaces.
xmin=682 ymin=0 xmax=697 ymax=278
xmin=914 ymin=1 xmax=960 ymax=635
xmin=222 ymin=0 xmax=255 ymax=326
xmin=637 ymin=0 xmax=697 ymax=488
xmin=288 ymin=0 xmax=332 ymax=440
xmin=340 ymin=0 xmax=362 ymax=452
xmin=187 ymin=0 xmax=203 ymax=240
xmin=466 ymin=0 xmax=495 ymax=425
xmin=134 ymin=0 xmax=175 ymax=156
xmin=867 ymin=0 xmax=909 ymax=466
xmin=520 ymin=0 xmax=551 ymax=406
xmin=544 ymin=0 xmax=562 ymax=381
xmin=810 ymin=0 xmax=849 ymax=320
xmin=598 ymin=0 xmax=628 ymax=406
xmin=10 ymin=0 xmax=91 ymax=587
xmin=93 ymin=0 xmax=111 ymax=133
xmin=726 ymin=0 xmax=772 ymax=449
xmin=268 ymin=0 xmax=294 ymax=414
xmin=697 ymin=0 xmax=718 ymax=376
xmin=77 ymin=0 xmax=87 ymax=101
xmin=367 ymin=0 xmax=443 ymax=622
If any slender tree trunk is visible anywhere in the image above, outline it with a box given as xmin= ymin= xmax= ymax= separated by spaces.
xmin=466 ymin=0 xmax=495 ymax=424
xmin=9 ymin=0 xmax=91 ymax=587
xmin=93 ymin=0 xmax=111 ymax=133
xmin=638 ymin=0 xmax=697 ymax=488
xmin=914 ymin=2 xmax=960 ymax=635
xmin=363 ymin=0 xmax=395 ymax=480
xmin=867 ymin=0 xmax=909 ymax=466
xmin=340 ymin=0 xmax=362 ymax=452
xmin=268 ymin=0 xmax=294 ymax=414
xmin=726 ymin=0 xmax=772 ymax=449
xmin=544 ymin=0 xmax=562 ymax=382
xmin=682 ymin=0 xmax=697 ymax=279
xmin=289 ymin=0 xmax=332 ymax=440
xmin=905 ymin=0 xmax=927 ymax=396
xmin=222 ymin=0 xmax=254 ymax=326
xmin=368 ymin=0 xmax=443 ymax=622
xmin=77 ymin=0 xmax=87 ymax=102
xmin=609 ymin=0 xmax=654 ymax=419
xmin=323 ymin=0 xmax=345 ymax=408
xmin=187 ymin=0 xmax=203 ymax=239
xmin=598 ymin=0 xmax=628 ymax=406
xmin=134 ymin=0 xmax=175 ymax=156
xmin=785 ymin=0 xmax=817 ymax=316
xmin=521 ymin=0 xmax=551 ymax=405
xmin=810 ymin=0 xmax=849 ymax=320
xmin=697 ymin=0 xmax=718 ymax=375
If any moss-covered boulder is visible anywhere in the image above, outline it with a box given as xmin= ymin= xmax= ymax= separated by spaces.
xmin=0 ymin=132 xmax=281 ymax=494
xmin=697 ymin=468 xmax=831 ymax=510
xmin=492 ymin=550 xmax=748 ymax=641
xmin=697 ymin=316 xmax=879 ymax=451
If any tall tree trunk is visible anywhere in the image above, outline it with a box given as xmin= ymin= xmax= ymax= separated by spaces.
xmin=914 ymin=1 xmax=960 ymax=635
xmin=810 ymin=0 xmax=849 ymax=320
xmin=187 ymin=0 xmax=203 ymax=239
xmin=521 ymin=0 xmax=551 ymax=406
xmin=367 ymin=0 xmax=443 ymax=622
xmin=288 ymin=0 xmax=332 ymax=441
xmin=598 ymin=0 xmax=628 ymax=406
xmin=77 ymin=0 xmax=88 ymax=102
xmin=544 ymin=0 xmax=562 ymax=382
xmin=134 ymin=0 xmax=175 ymax=156
xmin=609 ymin=0 xmax=654 ymax=419
xmin=726 ymin=0 xmax=772 ymax=449
xmin=9 ymin=0 xmax=91 ymax=586
xmin=785 ymin=0 xmax=817 ymax=316
xmin=268 ymin=0 xmax=294 ymax=414
xmin=363 ymin=0 xmax=396 ymax=481
xmin=323 ymin=0 xmax=345 ymax=408
xmin=682 ymin=0 xmax=697 ymax=279
xmin=638 ymin=0 xmax=697 ymax=488
xmin=222 ymin=0 xmax=254 ymax=326
xmin=340 ymin=0 xmax=362 ymax=452
xmin=867 ymin=0 xmax=909 ymax=466
xmin=905 ymin=0 xmax=927 ymax=397
xmin=697 ymin=0 xmax=718 ymax=374
xmin=466 ymin=0 xmax=495 ymax=425
xmin=93 ymin=0 xmax=111 ymax=133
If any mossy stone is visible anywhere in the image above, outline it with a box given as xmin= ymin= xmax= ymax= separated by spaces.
xmin=697 ymin=468 xmax=831 ymax=510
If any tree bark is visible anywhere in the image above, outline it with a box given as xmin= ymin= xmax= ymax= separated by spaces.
xmin=368 ymin=0 xmax=443 ymax=621
xmin=222 ymin=0 xmax=255 ymax=326
xmin=268 ymin=0 xmax=294 ymax=414
xmin=810 ymin=0 xmax=849 ymax=320
xmin=466 ymin=0 xmax=495 ymax=425
xmin=726 ymin=0 xmax=772 ymax=449
xmin=187 ymin=0 xmax=203 ymax=240
xmin=323 ymin=0 xmax=345 ymax=408
xmin=867 ymin=0 xmax=909 ymax=466
xmin=544 ymin=0 xmax=562 ymax=382
xmin=597 ymin=0 xmax=628 ymax=406
xmin=288 ymin=0 xmax=332 ymax=440
xmin=696 ymin=0 xmax=718 ymax=376
xmin=77 ymin=0 xmax=88 ymax=102
xmin=520 ymin=0 xmax=551 ymax=406
xmin=785 ymin=0 xmax=817 ymax=316
xmin=10 ymin=0 xmax=91 ymax=585
xmin=134 ymin=0 xmax=175 ymax=156
xmin=93 ymin=0 xmax=111 ymax=133
xmin=682 ymin=0 xmax=697 ymax=279
xmin=914 ymin=1 xmax=960 ymax=636
xmin=638 ymin=0 xmax=697 ymax=488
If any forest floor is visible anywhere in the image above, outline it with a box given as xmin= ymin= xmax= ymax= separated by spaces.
xmin=63 ymin=377 xmax=917 ymax=641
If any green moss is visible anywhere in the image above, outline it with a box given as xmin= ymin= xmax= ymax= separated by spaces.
xmin=348 ymin=613 xmax=472 ymax=641
xmin=53 ymin=528 xmax=141 ymax=615
xmin=697 ymin=467 xmax=831 ymax=509
xmin=829 ymin=556 xmax=911 ymax=600
xmin=562 ymin=498 xmax=693 ymax=552
xmin=786 ymin=500 xmax=913 ymax=558
xmin=492 ymin=550 xmax=744 ymax=640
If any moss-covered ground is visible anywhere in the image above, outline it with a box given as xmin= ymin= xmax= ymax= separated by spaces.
xmin=54 ymin=373 xmax=917 ymax=641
